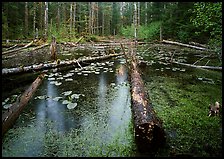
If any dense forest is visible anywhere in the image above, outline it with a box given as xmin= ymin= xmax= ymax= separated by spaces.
xmin=2 ymin=2 xmax=222 ymax=157
xmin=2 ymin=2 xmax=222 ymax=47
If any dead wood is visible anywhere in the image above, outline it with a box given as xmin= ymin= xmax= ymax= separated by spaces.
xmin=2 ymin=53 xmax=122 ymax=76
xmin=4 ymin=44 xmax=18 ymax=51
xmin=172 ymin=61 xmax=222 ymax=70
xmin=30 ymin=43 xmax=49 ymax=51
xmin=2 ymin=41 xmax=34 ymax=55
xmin=128 ymin=43 xmax=166 ymax=152
xmin=162 ymin=40 xmax=211 ymax=51
xmin=2 ymin=73 xmax=45 ymax=136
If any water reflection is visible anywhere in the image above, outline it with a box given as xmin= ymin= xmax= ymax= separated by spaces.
xmin=108 ymin=64 xmax=131 ymax=135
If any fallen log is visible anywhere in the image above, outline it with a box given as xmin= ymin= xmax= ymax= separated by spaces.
xmin=2 ymin=73 xmax=45 ymax=136
xmin=2 ymin=41 xmax=34 ymax=55
xmin=2 ymin=53 xmax=122 ymax=76
xmin=4 ymin=44 xmax=18 ymax=51
xmin=172 ymin=61 xmax=222 ymax=70
xmin=162 ymin=39 xmax=211 ymax=51
xmin=128 ymin=44 xmax=166 ymax=153
xmin=30 ymin=43 xmax=49 ymax=51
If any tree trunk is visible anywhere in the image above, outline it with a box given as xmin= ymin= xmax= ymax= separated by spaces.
xmin=70 ymin=2 xmax=73 ymax=39
xmin=2 ymin=73 xmax=45 ymax=136
xmin=25 ymin=2 xmax=28 ymax=37
xmin=73 ymin=2 xmax=76 ymax=32
xmin=134 ymin=2 xmax=137 ymax=43
xmin=172 ymin=61 xmax=222 ymax=70
xmin=128 ymin=43 xmax=166 ymax=152
xmin=162 ymin=40 xmax=211 ymax=51
xmin=145 ymin=2 xmax=148 ymax=25
xmin=33 ymin=2 xmax=36 ymax=40
xmin=2 ymin=53 xmax=122 ymax=76
xmin=2 ymin=41 xmax=34 ymax=55
xmin=57 ymin=2 xmax=60 ymax=32
xmin=160 ymin=25 xmax=163 ymax=41
xmin=44 ymin=2 xmax=48 ymax=41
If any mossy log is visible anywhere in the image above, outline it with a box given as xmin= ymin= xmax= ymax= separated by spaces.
xmin=2 ymin=73 xmax=45 ymax=136
xmin=129 ymin=47 xmax=166 ymax=153
xmin=2 ymin=53 xmax=122 ymax=76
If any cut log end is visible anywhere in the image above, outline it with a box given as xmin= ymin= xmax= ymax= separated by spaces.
xmin=135 ymin=122 xmax=166 ymax=153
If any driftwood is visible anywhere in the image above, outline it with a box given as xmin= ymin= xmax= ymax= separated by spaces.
xmin=2 ymin=53 xmax=122 ymax=76
xmin=173 ymin=61 xmax=222 ymax=70
xmin=162 ymin=40 xmax=211 ymax=51
xmin=2 ymin=41 xmax=34 ymax=55
xmin=127 ymin=43 xmax=166 ymax=152
xmin=2 ymin=73 xmax=45 ymax=136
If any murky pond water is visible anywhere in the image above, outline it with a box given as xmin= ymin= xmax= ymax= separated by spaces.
xmin=2 ymin=43 xmax=222 ymax=157
xmin=2 ymin=56 xmax=136 ymax=157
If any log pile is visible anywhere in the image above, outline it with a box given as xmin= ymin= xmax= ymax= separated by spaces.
xmin=2 ymin=73 xmax=45 ymax=136
xmin=127 ymin=43 xmax=166 ymax=153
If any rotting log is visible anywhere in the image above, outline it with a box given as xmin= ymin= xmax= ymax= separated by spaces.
xmin=162 ymin=39 xmax=211 ymax=51
xmin=2 ymin=53 xmax=123 ymax=76
xmin=2 ymin=73 xmax=45 ymax=136
xmin=128 ymin=44 xmax=166 ymax=153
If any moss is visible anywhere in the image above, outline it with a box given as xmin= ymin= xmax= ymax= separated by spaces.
xmin=145 ymin=69 xmax=222 ymax=157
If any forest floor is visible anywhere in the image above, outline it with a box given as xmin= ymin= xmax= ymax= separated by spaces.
xmin=2 ymin=38 xmax=222 ymax=157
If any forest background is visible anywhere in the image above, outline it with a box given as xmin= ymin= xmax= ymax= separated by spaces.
xmin=2 ymin=2 xmax=222 ymax=52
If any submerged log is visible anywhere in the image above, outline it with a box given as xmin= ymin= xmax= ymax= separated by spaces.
xmin=128 ymin=45 xmax=166 ymax=152
xmin=2 ymin=73 xmax=45 ymax=136
xmin=2 ymin=53 xmax=122 ymax=76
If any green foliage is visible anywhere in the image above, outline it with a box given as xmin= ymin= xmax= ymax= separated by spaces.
xmin=121 ymin=21 xmax=161 ymax=41
xmin=190 ymin=2 xmax=222 ymax=48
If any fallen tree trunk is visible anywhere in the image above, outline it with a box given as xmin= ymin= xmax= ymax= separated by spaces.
xmin=162 ymin=39 xmax=211 ymax=51
xmin=30 ymin=43 xmax=49 ymax=51
xmin=2 ymin=41 xmax=34 ymax=55
xmin=128 ymin=44 xmax=166 ymax=153
xmin=172 ymin=61 xmax=222 ymax=70
xmin=2 ymin=53 xmax=122 ymax=76
xmin=2 ymin=73 xmax=45 ymax=136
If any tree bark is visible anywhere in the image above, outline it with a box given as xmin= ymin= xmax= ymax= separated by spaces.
xmin=2 ymin=73 xmax=45 ymax=136
xmin=128 ymin=43 xmax=166 ymax=153
xmin=2 ymin=53 xmax=122 ymax=76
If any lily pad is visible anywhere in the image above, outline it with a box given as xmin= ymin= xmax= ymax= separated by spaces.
xmin=35 ymin=95 xmax=47 ymax=100
xmin=67 ymin=102 xmax=78 ymax=109
xmin=52 ymin=97 xmax=63 ymax=101
xmin=65 ymin=78 xmax=73 ymax=81
xmin=62 ymin=91 xmax=72 ymax=96
xmin=50 ymin=81 xmax=57 ymax=85
xmin=62 ymin=100 xmax=71 ymax=105
xmin=48 ymin=77 xmax=55 ymax=81
xmin=3 ymin=104 xmax=13 ymax=109
xmin=55 ymin=82 xmax=62 ymax=86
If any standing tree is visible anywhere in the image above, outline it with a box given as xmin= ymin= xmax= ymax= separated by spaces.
xmin=44 ymin=2 xmax=48 ymax=41
xmin=25 ymin=2 xmax=28 ymax=38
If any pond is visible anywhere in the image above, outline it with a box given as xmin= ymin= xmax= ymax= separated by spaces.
xmin=2 ymin=43 xmax=222 ymax=157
